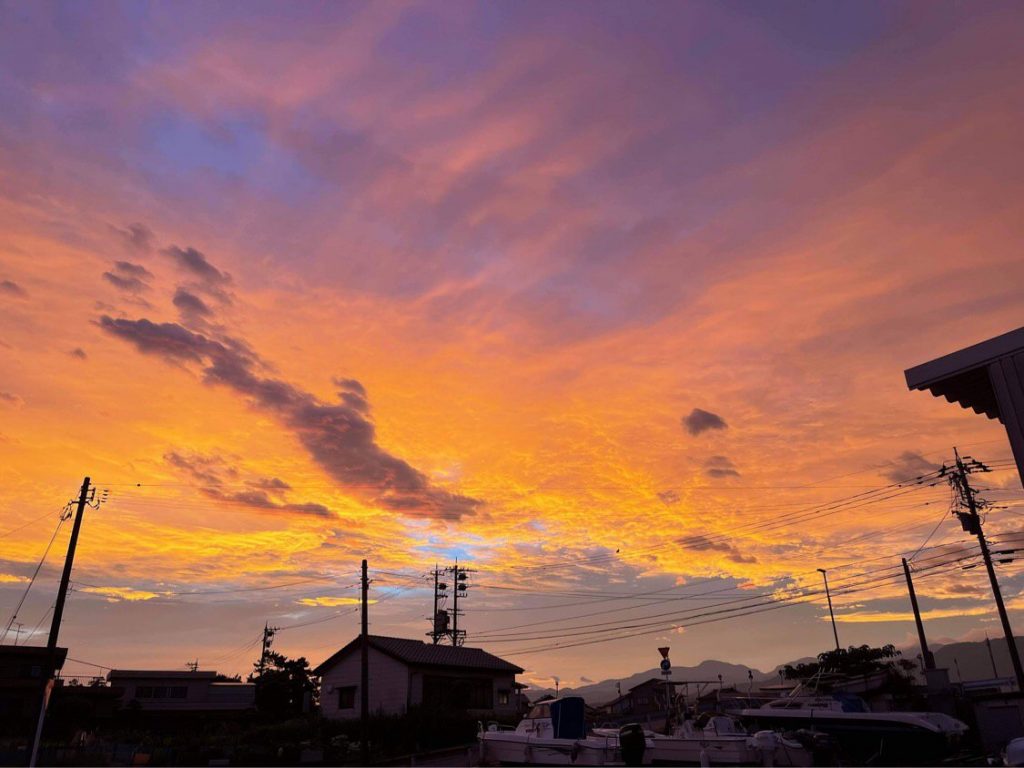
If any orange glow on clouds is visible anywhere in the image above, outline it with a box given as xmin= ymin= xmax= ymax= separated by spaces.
xmin=2 ymin=2 xmax=1024 ymax=680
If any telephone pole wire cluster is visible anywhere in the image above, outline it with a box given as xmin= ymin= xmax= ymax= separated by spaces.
xmin=942 ymin=448 xmax=1024 ymax=692
xmin=429 ymin=563 xmax=473 ymax=646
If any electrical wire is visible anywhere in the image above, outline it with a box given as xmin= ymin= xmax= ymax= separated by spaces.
xmin=1 ymin=510 xmax=69 ymax=644
xmin=0 ymin=509 xmax=62 ymax=539
xmin=501 ymin=554 xmax=983 ymax=656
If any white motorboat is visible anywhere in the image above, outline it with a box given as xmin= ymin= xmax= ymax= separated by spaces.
xmin=736 ymin=694 xmax=968 ymax=765
xmin=479 ymin=697 xmax=654 ymax=766
xmin=595 ymin=713 xmax=812 ymax=767
xmin=654 ymin=714 xmax=811 ymax=767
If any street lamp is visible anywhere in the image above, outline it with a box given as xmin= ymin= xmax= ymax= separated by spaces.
xmin=817 ymin=568 xmax=840 ymax=651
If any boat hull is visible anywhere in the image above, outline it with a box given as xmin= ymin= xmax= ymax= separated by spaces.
xmin=738 ymin=710 xmax=959 ymax=766
xmin=647 ymin=734 xmax=812 ymax=767
xmin=479 ymin=733 xmax=646 ymax=766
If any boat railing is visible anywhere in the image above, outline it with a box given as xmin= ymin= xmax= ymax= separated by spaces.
xmin=478 ymin=720 xmax=518 ymax=734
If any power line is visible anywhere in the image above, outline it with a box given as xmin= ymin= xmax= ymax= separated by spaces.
xmin=0 ymin=510 xmax=63 ymax=539
xmin=482 ymin=473 xmax=948 ymax=575
xmin=501 ymin=554 xmax=984 ymax=656
xmin=2 ymin=509 xmax=70 ymax=644
xmin=474 ymin=545 xmax=985 ymax=644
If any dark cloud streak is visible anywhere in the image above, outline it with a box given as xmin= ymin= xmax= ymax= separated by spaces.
xmin=1 ymin=280 xmax=27 ymax=298
xmin=111 ymin=223 xmax=154 ymax=254
xmin=103 ymin=317 xmax=480 ymax=520
xmin=684 ymin=534 xmax=756 ymax=564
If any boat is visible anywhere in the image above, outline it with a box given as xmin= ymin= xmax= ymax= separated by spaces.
xmin=479 ymin=697 xmax=654 ymax=766
xmin=735 ymin=693 xmax=968 ymax=765
xmin=595 ymin=712 xmax=813 ymax=767
xmin=652 ymin=713 xmax=813 ymax=767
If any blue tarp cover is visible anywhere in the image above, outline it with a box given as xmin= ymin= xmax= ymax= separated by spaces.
xmin=551 ymin=697 xmax=586 ymax=739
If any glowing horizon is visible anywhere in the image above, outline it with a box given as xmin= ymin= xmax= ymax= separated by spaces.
xmin=2 ymin=1 xmax=1024 ymax=688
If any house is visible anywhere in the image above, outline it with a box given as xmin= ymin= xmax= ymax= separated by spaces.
xmin=107 ymin=670 xmax=255 ymax=713
xmin=315 ymin=635 xmax=524 ymax=720
xmin=0 ymin=645 xmax=67 ymax=735
xmin=601 ymin=678 xmax=675 ymax=722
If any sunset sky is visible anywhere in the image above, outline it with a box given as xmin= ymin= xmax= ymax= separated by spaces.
xmin=2 ymin=1 xmax=1024 ymax=692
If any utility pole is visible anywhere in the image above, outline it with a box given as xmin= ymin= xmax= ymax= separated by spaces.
xmin=986 ymin=635 xmax=1000 ymax=679
xmin=432 ymin=566 xmax=439 ymax=645
xmin=360 ymin=559 xmax=369 ymax=765
xmin=451 ymin=562 xmax=461 ymax=646
xmin=902 ymin=558 xmax=935 ymax=670
xmin=944 ymin=448 xmax=1024 ymax=692
xmin=817 ymin=568 xmax=840 ymax=651
xmin=427 ymin=565 xmax=450 ymax=645
xmin=258 ymin=622 xmax=277 ymax=677
xmin=447 ymin=563 xmax=472 ymax=646
xmin=30 ymin=477 xmax=92 ymax=768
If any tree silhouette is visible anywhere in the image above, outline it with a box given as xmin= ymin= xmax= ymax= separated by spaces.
xmin=249 ymin=651 xmax=318 ymax=718
xmin=783 ymin=644 xmax=915 ymax=681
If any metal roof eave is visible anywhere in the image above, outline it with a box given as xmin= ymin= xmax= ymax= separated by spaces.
xmin=904 ymin=326 xmax=1024 ymax=422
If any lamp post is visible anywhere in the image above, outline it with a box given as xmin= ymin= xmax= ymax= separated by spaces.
xmin=818 ymin=568 xmax=840 ymax=651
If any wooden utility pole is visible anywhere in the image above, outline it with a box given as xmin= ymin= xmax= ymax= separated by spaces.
xmin=360 ymin=559 xmax=369 ymax=765
xmin=986 ymin=635 xmax=1000 ymax=679
xmin=817 ymin=568 xmax=840 ymax=651
xmin=30 ymin=477 xmax=91 ymax=768
xmin=258 ymin=622 xmax=276 ymax=677
xmin=946 ymin=449 xmax=1024 ymax=692
xmin=451 ymin=562 xmax=460 ymax=646
xmin=902 ymin=558 xmax=935 ymax=670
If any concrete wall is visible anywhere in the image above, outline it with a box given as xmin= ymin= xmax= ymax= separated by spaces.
xmin=320 ymin=646 xmax=410 ymax=720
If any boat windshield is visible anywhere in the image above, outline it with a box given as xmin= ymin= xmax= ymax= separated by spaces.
xmin=526 ymin=703 xmax=551 ymax=720
xmin=835 ymin=694 xmax=869 ymax=713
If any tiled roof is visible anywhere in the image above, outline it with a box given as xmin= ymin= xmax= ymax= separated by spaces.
xmin=314 ymin=635 xmax=524 ymax=675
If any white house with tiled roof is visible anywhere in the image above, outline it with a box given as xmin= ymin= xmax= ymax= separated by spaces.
xmin=314 ymin=635 xmax=524 ymax=720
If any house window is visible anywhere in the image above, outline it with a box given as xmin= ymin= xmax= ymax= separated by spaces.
xmin=136 ymin=685 xmax=153 ymax=698
xmin=498 ymin=690 xmax=510 ymax=706
xmin=337 ymin=686 xmax=357 ymax=710
xmin=170 ymin=686 xmax=187 ymax=698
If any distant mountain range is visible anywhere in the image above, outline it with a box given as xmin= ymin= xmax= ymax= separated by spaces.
xmin=931 ymin=635 xmax=1024 ymax=683
xmin=524 ymin=637 xmax=1024 ymax=705
xmin=525 ymin=659 xmax=795 ymax=705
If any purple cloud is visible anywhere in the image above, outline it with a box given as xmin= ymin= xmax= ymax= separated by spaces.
xmin=682 ymin=408 xmax=728 ymax=436
xmin=1 ymin=280 xmax=27 ymax=299
xmin=705 ymin=455 xmax=740 ymax=478
xmin=111 ymin=223 xmax=155 ymax=254
xmin=102 ymin=317 xmax=480 ymax=520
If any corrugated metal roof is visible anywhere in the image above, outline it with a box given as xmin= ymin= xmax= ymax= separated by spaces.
xmin=905 ymin=326 xmax=1024 ymax=422
xmin=314 ymin=635 xmax=523 ymax=675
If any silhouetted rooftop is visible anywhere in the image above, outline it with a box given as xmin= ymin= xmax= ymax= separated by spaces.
xmin=314 ymin=635 xmax=523 ymax=675
xmin=108 ymin=670 xmax=219 ymax=679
